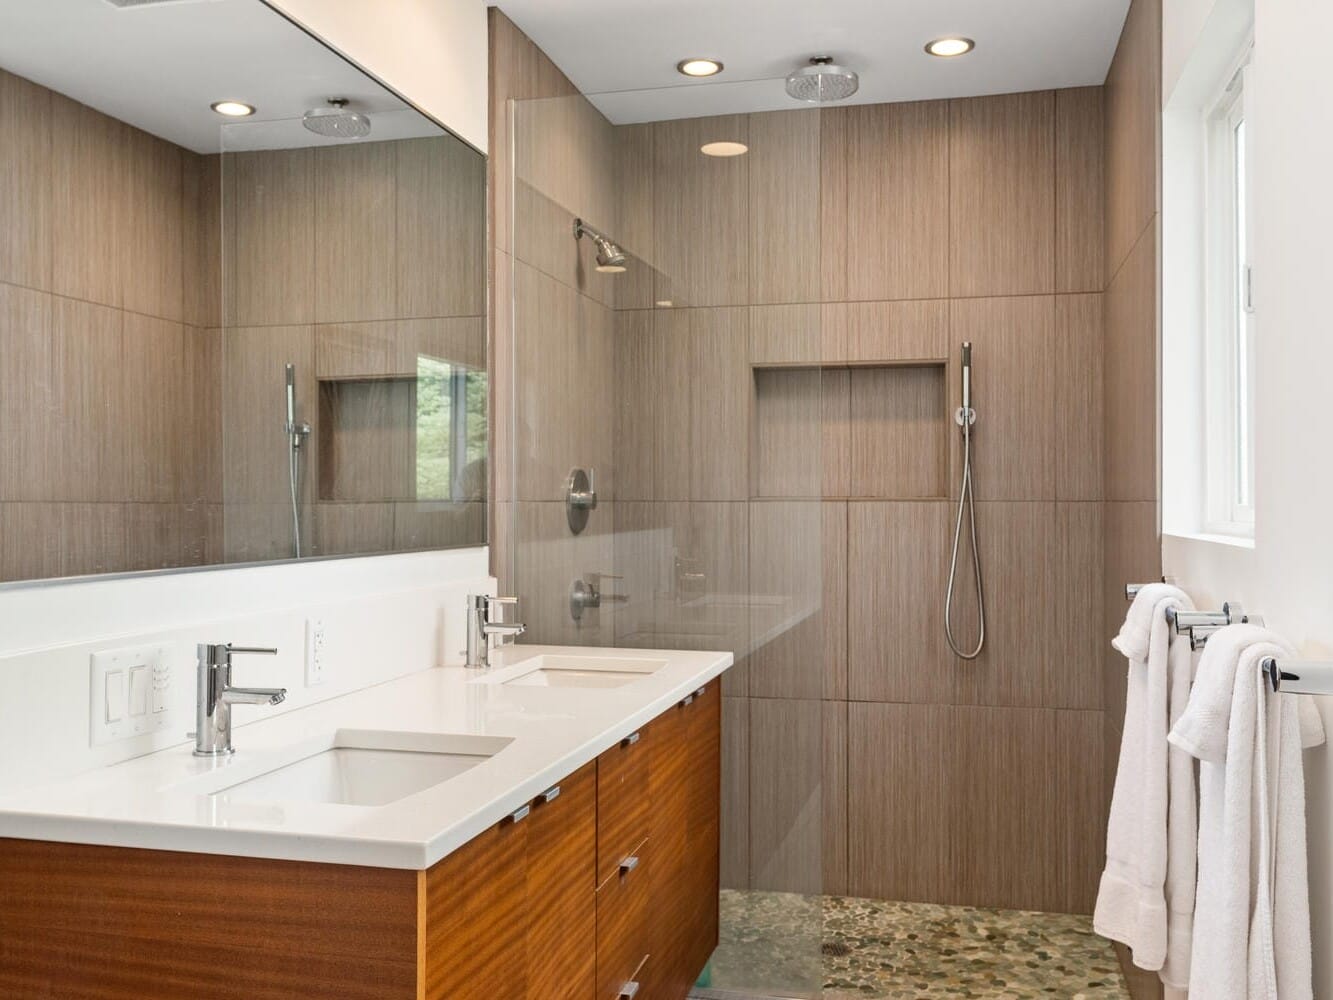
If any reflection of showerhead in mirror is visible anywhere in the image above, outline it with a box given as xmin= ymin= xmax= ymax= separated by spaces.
xmin=302 ymin=98 xmax=371 ymax=139
xmin=573 ymin=218 xmax=628 ymax=273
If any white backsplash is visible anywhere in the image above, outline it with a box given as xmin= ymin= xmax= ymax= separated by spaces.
xmin=0 ymin=547 xmax=492 ymax=792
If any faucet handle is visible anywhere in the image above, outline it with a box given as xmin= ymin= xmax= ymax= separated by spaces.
xmin=227 ymin=645 xmax=279 ymax=656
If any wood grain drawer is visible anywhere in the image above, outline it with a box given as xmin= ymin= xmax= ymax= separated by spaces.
xmin=596 ymin=837 xmax=651 ymax=1000
xmin=596 ymin=725 xmax=652 ymax=889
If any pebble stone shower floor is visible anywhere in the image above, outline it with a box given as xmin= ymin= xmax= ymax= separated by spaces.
xmin=693 ymin=890 xmax=1130 ymax=999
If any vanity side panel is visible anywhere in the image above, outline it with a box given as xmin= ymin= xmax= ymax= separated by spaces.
xmin=0 ymin=838 xmax=419 ymax=1000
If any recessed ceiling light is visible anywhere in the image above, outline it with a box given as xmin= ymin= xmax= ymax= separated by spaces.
xmin=700 ymin=141 xmax=748 ymax=158
xmin=677 ymin=58 xmax=724 ymax=78
xmin=210 ymin=100 xmax=255 ymax=117
xmin=925 ymin=37 xmax=975 ymax=58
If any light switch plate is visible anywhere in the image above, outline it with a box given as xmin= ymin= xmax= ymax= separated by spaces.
xmin=90 ymin=644 xmax=173 ymax=746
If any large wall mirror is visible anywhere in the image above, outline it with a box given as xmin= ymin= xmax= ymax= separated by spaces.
xmin=0 ymin=0 xmax=487 ymax=583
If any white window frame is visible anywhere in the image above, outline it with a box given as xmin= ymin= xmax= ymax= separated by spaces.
xmin=1201 ymin=47 xmax=1255 ymax=537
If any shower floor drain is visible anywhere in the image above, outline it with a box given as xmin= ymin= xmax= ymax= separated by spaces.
xmin=820 ymin=941 xmax=851 ymax=957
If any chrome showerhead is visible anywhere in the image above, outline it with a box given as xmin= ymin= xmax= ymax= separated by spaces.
xmin=302 ymin=98 xmax=371 ymax=139
xmin=573 ymin=218 xmax=628 ymax=274
xmin=785 ymin=57 xmax=860 ymax=103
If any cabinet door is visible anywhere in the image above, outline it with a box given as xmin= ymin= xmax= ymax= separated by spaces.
xmin=422 ymin=814 xmax=529 ymax=1000
xmin=596 ymin=837 xmax=652 ymax=1000
xmin=527 ymin=762 xmax=598 ymax=1000
xmin=684 ymin=682 xmax=722 ymax=972
xmin=644 ymin=698 xmax=693 ymax=999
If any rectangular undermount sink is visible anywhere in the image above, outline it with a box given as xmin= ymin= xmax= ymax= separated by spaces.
xmin=209 ymin=730 xmax=512 ymax=808
xmin=502 ymin=654 xmax=668 ymax=689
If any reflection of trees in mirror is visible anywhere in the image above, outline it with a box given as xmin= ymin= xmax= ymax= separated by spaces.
xmin=415 ymin=358 xmax=488 ymax=503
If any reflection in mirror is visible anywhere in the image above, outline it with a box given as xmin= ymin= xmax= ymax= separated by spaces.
xmin=0 ymin=0 xmax=486 ymax=583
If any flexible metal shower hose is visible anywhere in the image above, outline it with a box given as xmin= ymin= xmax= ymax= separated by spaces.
xmin=945 ymin=412 xmax=985 ymax=659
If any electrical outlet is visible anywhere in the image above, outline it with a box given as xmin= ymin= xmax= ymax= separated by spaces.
xmin=305 ymin=617 xmax=328 ymax=686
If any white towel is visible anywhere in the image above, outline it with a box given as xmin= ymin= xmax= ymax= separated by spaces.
xmin=1168 ymin=624 xmax=1325 ymax=1000
xmin=1095 ymin=583 xmax=1196 ymax=979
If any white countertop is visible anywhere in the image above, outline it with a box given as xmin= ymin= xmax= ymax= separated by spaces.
xmin=0 ymin=645 xmax=732 ymax=870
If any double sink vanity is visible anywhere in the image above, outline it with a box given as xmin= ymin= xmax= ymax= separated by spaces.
xmin=0 ymin=640 xmax=732 ymax=1000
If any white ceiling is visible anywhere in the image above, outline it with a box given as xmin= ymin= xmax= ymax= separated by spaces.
xmin=0 ymin=0 xmax=441 ymax=153
xmin=496 ymin=0 xmax=1133 ymax=124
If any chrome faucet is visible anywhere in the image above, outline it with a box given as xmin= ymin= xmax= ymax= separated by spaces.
xmin=193 ymin=643 xmax=287 ymax=757
xmin=465 ymin=595 xmax=526 ymax=669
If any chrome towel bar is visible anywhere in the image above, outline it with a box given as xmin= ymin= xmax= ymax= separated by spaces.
xmin=1124 ymin=583 xmax=1256 ymax=649
xmin=1261 ymin=657 xmax=1333 ymax=696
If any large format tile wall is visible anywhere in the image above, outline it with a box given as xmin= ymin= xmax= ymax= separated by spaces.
xmin=491 ymin=11 xmax=1166 ymax=917
xmin=0 ymin=68 xmax=222 ymax=578
xmin=1100 ymin=0 xmax=1165 ymax=992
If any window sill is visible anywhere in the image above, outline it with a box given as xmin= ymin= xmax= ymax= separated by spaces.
xmin=1163 ymin=530 xmax=1255 ymax=551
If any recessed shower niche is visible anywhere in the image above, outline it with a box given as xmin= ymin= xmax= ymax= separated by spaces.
xmin=751 ymin=363 xmax=948 ymax=501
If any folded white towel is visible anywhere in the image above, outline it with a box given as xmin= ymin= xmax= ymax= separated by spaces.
xmin=1095 ymin=583 xmax=1195 ymax=979
xmin=1168 ymin=624 xmax=1325 ymax=1000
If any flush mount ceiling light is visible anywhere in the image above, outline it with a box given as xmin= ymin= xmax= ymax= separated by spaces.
xmin=677 ymin=58 xmax=724 ymax=77
xmin=700 ymin=141 xmax=748 ymax=157
xmin=925 ymin=37 xmax=976 ymax=58
xmin=210 ymin=100 xmax=255 ymax=117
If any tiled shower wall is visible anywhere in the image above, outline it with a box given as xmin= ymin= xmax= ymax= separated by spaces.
xmin=0 ymin=68 xmax=222 ymax=578
xmin=491 ymin=11 xmax=1142 ymax=916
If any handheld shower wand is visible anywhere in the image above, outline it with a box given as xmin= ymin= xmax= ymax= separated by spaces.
xmin=284 ymin=364 xmax=311 ymax=557
xmin=945 ymin=342 xmax=985 ymax=659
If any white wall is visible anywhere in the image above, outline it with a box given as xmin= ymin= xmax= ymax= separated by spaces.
xmin=1162 ymin=0 xmax=1333 ymax=992
xmin=264 ymin=0 xmax=489 ymax=152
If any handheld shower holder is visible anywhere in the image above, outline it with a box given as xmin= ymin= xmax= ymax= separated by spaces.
xmin=954 ymin=407 xmax=977 ymax=428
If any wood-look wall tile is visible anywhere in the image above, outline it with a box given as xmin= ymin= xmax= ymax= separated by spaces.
xmin=312 ymin=502 xmax=396 ymax=556
xmin=949 ymin=91 xmax=1056 ymax=298
xmin=657 ymin=501 xmax=750 ymax=662
xmin=0 ymin=70 xmax=52 ymax=292
xmin=752 ymin=369 xmax=822 ymax=499
xmin=222 ymin=503 xmax=309 ymax=565
xmin=315 ymin=322 xmax=398 ymax=380
xmin=612 ymin=310 xmax=656 ymax=502
xmin=949 ymin=705 xmax=1103 ymax=912
xmin=189 ymin=327 xmax=223 ymax=505
xmin=818 ymin=109 xmax=849 ymax=303
xmin=651 ymin=309 xmax=693 ymax=502
xmin=122 ymin=314 xmax=194 ymax=502
xmin=690 ymin=307 xmax=749 ymax=501
xmin=822 ymin=369 xmax=851 ymax=498
xmin=749 ymin=697 xmax=825 ymax=894
xmin=824 ymin=299 xmax=950 ymax=365
xmin=1055 ymin=294 xmax=1105 ymax=500
xmin=652 ymin=116 xmax=750 ymax=307
xmin=396 ymin=136 xmax=485 ymax=320
xmin=748 ymin=110 xmax=821 ymax=305
xmin=0 ymin=283 xmax=51 ymax=501
xmin=221 ymin=325 xmax=314 ymax=505
xmin=615 ymin=124 xmax=655 ymax=279
xmin=511 ymin=500 xmax=616 ymax=646
xmin=841 ymin=101 xmax=950 ymax=301
xmin=1102 ymin=501 xmax=1159 ymax=723
xmin=849 ymin=366 xmax=948 ymax=499
xmin=848 ymin=702 xmax=954 ymax=902
xmin=1104 ymin=229 xmax=1157 ymax=502
xmin=123 ymin=503 xmax=185 ymax=572
xmin=393 ymin=501 xmax=486 ymax=551
xmin=181 ymin=501 xmax=223 ymax=567
xmin=610 ymin=500 xmax=668 ymax=648
xmin=512 ymin=180 xmax=618 ymax=310
xmin=953 ymin=502 xmax=1102 ymax=710
xmin=1105 ymin=0 xmax=1161 ymax=279
xmin=398 ymin=316 xmax=486 ymax=374
xmin=720 ymin=696 xmax=749 ymax=889
xmin=748 ymin=304 xmax=822 ymax=367
xmin=849 ymin=702 xmax=1103 ymax=912
xmin=224 ymin=148 xmax=314 ymax=327
xmin=822 ymin=700 xmax=849 ymax=896
xmin=182 ymin=153 xmax=221 ymax=329
xmin=51 ymin=95 xmax=126 ymax=308
xmin=1055 ymin=87 xmax=1106 ymax=293
xmin=847 ymin=501 xmax=954 ymax=704
xmin=949 ymin=296 xmax=1056 ymax=500
xmin=0 ymin=503 xmax=126 ymax=581
xmin=491 ymin=249 xmax=514 ymax=507
xmin=313 ymin=143 xmax=396 ymax=324
xmin=123 ymin=129 xmax=183 ymax=322
xmin=748 ymin=501 xmax=846 ymax=700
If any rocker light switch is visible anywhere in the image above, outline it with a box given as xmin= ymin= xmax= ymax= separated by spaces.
xmin=104 ymin=671 xmax=126 ymax=723
xmin=90 ymin=644 xmax=174 ymax=746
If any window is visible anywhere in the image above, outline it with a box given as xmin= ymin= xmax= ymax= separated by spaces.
xmin=416 ymin=356 xmax=487 ymax=503
xmin=1203 ymin=55 xmax=1255 ymax=535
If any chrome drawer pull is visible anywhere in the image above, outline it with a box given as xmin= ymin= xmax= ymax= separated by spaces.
xmin=539 ymin=785 xmax=561 ymax=804
xmin=619 ymin=855 xmax=640 ymax=875
xmin=621 ymin=731 xmax=640 ymax=747
xmin=681 ymin=694 xmax=694 ymax=706
xmin=508 ymin=804 xmax=531 ymax=824
xmin=618 ymin=982 xmax=640 ymax=998
xmin=695 ymin=686 xmax=706 ymax=698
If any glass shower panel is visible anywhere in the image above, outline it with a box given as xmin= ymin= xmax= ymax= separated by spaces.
xmin=507 ymin=87 xmax=827 ymax=999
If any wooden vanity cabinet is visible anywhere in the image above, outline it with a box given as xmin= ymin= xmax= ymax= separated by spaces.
xmin=0 ymin=681 xmax=721 ymax=1000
